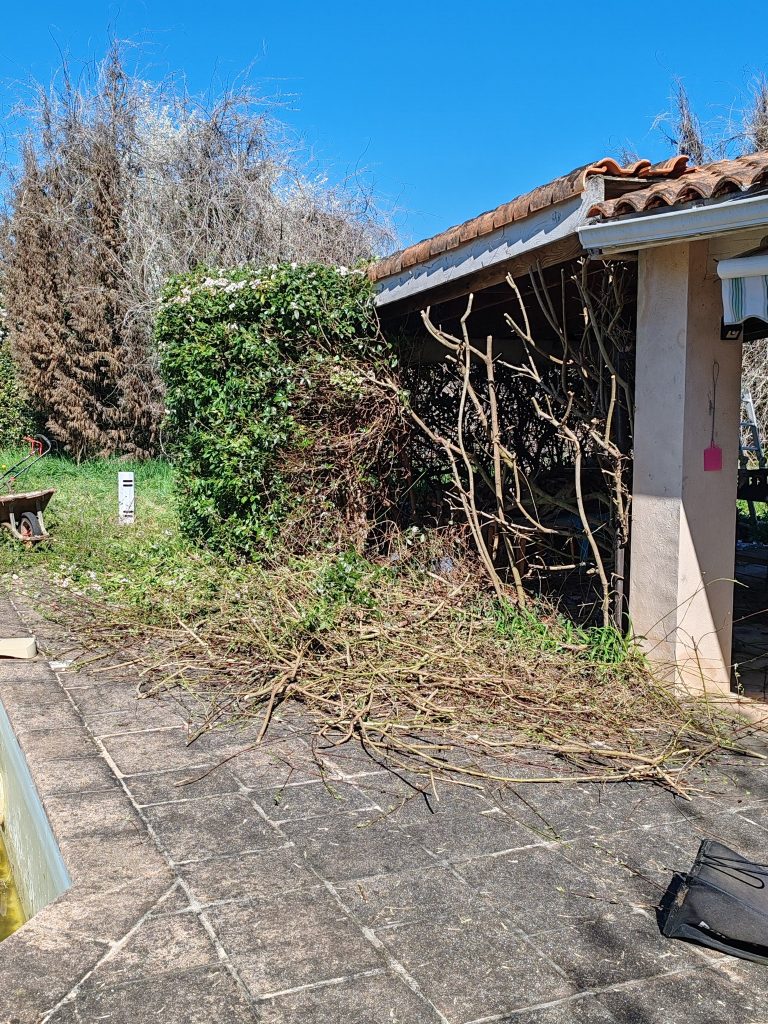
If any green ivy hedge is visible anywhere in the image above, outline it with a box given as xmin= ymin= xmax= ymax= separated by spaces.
xmin=157 ymin=263 xmax=387 ymax=554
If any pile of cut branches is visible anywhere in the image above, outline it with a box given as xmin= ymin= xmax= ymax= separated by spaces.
xmin=49 ymin=547 xmax=760 ymax=797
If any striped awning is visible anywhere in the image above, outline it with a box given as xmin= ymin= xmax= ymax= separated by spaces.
xmin=718 ymin=253 xmax=768 ymax=326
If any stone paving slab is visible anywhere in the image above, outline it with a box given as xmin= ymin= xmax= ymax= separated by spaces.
xmin=3 ymin=591 xmax=768 ymax=1022
xmin=376 ymin=910 xmax=577 ymax=1022
xmin=279 ymin=811 xmax=439 ymax=883
xmin=127 ymin=763 xmax=243 ymax=806
xmin=142 ymin=791 xmax=286 ymax=862
xmin=456 ymin=842 xmax=621 ymax=933
xmin=256 ymin=971 xmax=444 ymax=1024
xmin=209 ymin=888 xmax=387 ymax=996
xmin=46 ymin=965 xmax=256 ymax=1024
xmin=334 ymin=863 xmax=485 ymax=931
xmin=597 ymin=965 xmax=768 ymax=1024
xmin=179 ymin=846 xmax=318 ymax=905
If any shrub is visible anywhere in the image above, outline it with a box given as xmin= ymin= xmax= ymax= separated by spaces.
xmin=0 ymin=314 xmax=33 ymax=448
xmin=157 ymin=262 xmax=403 ymax=555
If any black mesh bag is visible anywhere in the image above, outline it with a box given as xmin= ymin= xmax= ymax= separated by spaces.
xmin=659 ymin=839 xmax=768 ymax=964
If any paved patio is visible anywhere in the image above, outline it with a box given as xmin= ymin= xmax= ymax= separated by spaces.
xmin=2 ymin=592 xmax=768 ymax=1023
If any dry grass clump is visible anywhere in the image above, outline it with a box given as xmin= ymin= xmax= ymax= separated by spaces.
xmin=54 ymin=541 xmax=760 ymax=797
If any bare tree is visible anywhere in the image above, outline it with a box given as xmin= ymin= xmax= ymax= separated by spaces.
xmin=672 ymin=80 xmax=707 ymax=163
xmin=744 ymin=74 xmax=768 ymax=153
xmin=651 ymin=71 xmax=768 ymax=165
xmin=652 ymin=79 xmax=709 ymax=164
xmin=1 ymin=46 xmax=389 ymax=457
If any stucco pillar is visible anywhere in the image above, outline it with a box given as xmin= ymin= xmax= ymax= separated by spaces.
xmin=629 ymin=240 xmax=742 ymax=694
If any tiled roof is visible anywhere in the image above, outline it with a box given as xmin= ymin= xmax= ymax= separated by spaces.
xmin=587 ymin=151 xmax=768 ymax=219
xmin=368 ymin=156 xmax=692 ymax=283
xmin=369 ymin=152 xmax=768 ymax=284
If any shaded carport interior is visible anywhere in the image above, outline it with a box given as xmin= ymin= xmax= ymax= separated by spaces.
xmin=372 ymin=150 xmax=768 ymax=699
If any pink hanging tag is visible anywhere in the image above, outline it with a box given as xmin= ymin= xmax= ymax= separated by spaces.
xmin=704 ymin=444 xmax=723 ymax=472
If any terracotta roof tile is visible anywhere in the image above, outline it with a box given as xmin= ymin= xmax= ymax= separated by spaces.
xmin=368 ymin=154 xmax=696 ymax=283
xmin=369 ymin=161 xmax=600 ymax=283
xmin=370 ymin=151 xmax=768 ymax=286
xmin=587 ymin=151 xmax=768 ymax=219
xmin=583 ymin=154 xmax=692 ymax=181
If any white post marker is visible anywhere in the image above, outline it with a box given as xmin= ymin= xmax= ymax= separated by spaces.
xmin=118 ymin=472 xmax=135 ymax=525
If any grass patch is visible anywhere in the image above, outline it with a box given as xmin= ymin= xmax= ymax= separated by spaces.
xmin=493 ymin=600 xmax=635 ymax=665
xmin=1 ymin=450 xmax=756 ymax=794
xmin=0 ymin=449 xmax=230 ymax=615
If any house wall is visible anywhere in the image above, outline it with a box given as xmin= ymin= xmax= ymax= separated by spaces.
xmin=630 ymin=239 xmax=742 ymax=693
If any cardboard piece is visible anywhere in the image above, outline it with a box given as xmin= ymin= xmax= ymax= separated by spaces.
xmin=0 ymin=637 xmax=38 ymax=660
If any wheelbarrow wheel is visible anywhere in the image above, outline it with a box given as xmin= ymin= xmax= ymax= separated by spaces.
xmin=19 ymin=511 xmax=41 ymax=540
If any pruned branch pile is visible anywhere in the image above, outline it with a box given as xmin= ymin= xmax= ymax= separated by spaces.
xmin=45 ymin=554 xmax=758 ymax=797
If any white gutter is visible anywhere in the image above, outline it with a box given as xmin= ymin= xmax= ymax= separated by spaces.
xmin=578 ymin=190 xmax=768 ymax=256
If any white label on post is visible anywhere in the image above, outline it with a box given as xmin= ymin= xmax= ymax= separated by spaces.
xmin=118 ymin=472 xmax=135 ymax=525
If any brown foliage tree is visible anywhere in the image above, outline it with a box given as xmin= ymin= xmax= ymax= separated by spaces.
xmin=2 ymin=47 xmax=387 ymax=458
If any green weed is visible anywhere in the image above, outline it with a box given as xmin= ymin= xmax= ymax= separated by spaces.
xmin=493 ymin=598 xmax=636 ymax=666
xmin=298 ymin=550 xmax=389 ymax=632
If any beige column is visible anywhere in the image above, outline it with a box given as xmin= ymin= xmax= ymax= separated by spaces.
xmin=629 ymin=239 xmax=742 ymax=693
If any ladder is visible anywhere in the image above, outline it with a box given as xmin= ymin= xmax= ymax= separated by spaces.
xmin=740 ymin=389 xmax=764 ymax=467
xmin=740 ymin=388 xmax=765 ymax=528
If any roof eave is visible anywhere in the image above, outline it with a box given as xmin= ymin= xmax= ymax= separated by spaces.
xmin=374 ymin=177 xmax=604 ymax=311
xmin=579 ymin=189 xmax=768 ymax=257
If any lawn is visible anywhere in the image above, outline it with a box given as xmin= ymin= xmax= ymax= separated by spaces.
xmin=0 ymin=449 xmax=213 ymax=615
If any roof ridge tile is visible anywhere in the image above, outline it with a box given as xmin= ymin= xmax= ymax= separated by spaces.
xmin=587 ymin=150 xmax=768 ymax=220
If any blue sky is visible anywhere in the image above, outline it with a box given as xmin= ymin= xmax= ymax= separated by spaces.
xmin=2 ymin=1 xmax=767 ymax=246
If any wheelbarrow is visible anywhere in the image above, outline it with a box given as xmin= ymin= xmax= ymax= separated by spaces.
xmin=0 ymin=436 xmax=54 ymax=543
